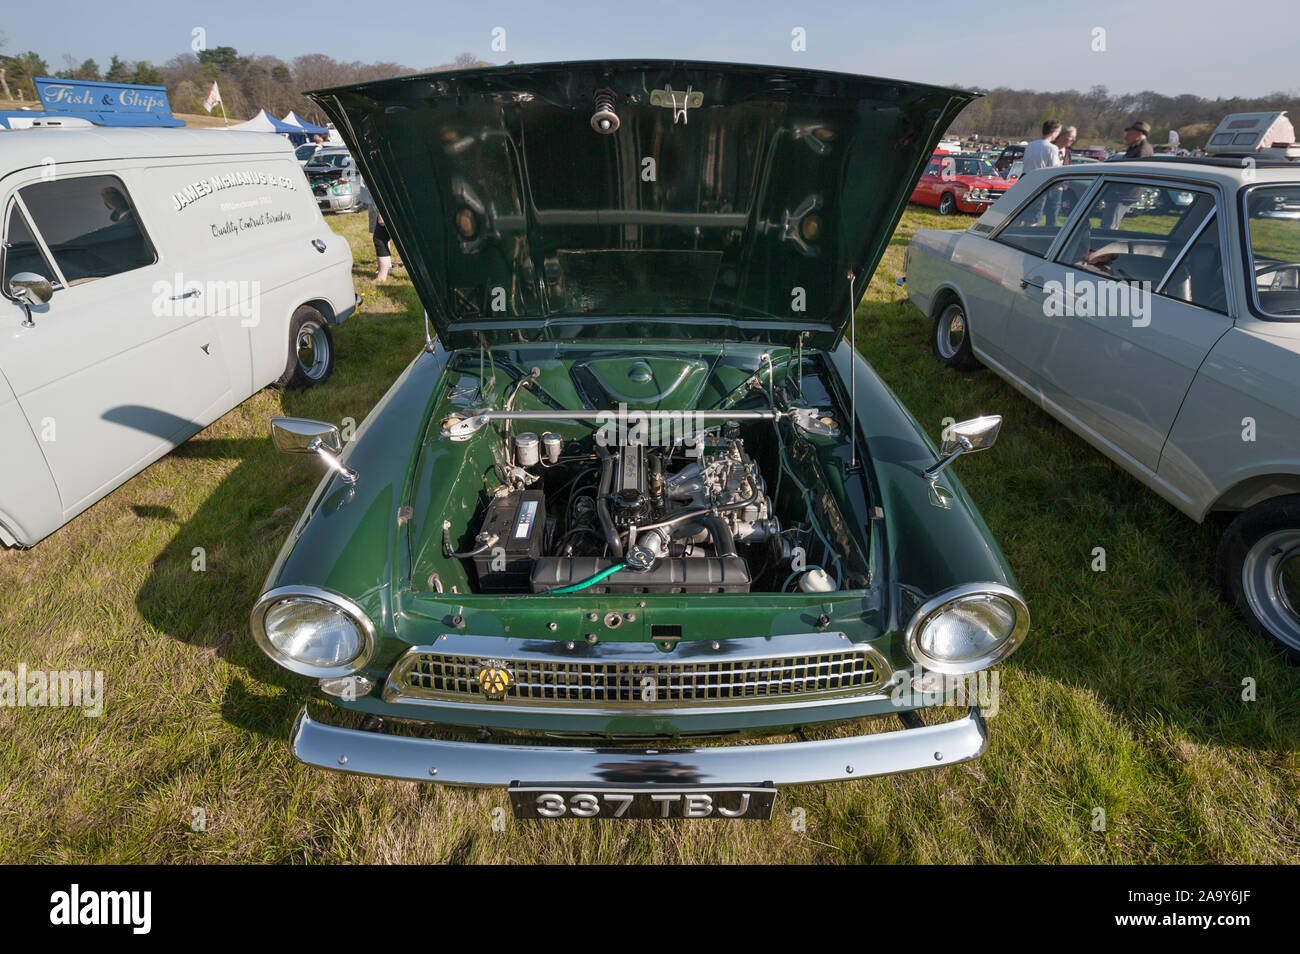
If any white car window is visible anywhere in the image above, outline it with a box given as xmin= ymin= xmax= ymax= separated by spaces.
xmin=1160 ymin=213 xmax=1229 ymax=315
xmin=993 ymin=175 xmax=1097 ymax=257
xmin=1055 ymin=180 xmax=1216 ymax=287
xmin=19 ymin=175 xmax=155 ymax=286
xmin=1244 ymin=185 xmax=1300 ymax=318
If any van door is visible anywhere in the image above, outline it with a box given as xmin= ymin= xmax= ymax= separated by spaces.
xmin=1009 ymin=178 xmax=1232 ymax=472
xmin=0 ymin=172 xmax=233 ymax=518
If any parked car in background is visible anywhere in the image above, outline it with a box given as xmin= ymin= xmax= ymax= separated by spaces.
xmin=252 ymin=61 xmax=1032 ymax=812
xmin=295 ymin=142 xmax=321 ymax=167
xmin=911 ymin=153 xmax=1016 ymax=215
xmin=303 ymin=147 xmax=362 ymax=213
xmin=901 ymin=158 xmax=1300 ymax=661
xmin=994 ymin=142 xmax=1026 ymax=176
xmin=0 ymin=129 xmax=358 ymax=548
xmin=1073 ymin=145 xmax=1110 ymax=162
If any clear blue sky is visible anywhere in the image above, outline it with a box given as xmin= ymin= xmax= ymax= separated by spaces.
xmin=3 ymin=0 xmax=1295 ymax=99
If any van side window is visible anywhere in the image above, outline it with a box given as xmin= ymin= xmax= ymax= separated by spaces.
xmin=18 ymin=175 xmax=155 ymax=285
xmin=994 ymin=176 xmax=1096 ymax=258
xmin=3 ymin=203 xmax=55 ymax=289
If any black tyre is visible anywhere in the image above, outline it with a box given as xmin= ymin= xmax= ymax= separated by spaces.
xmin=931 ymin=300 xmax=981 ymax=371
xmin=938 ymin=192 xmax=958 ymax=215
xmin=274 ymin=305 xmax=335 ymax=389
xmin=1217 ymin=494 xmax=1300 ymax=664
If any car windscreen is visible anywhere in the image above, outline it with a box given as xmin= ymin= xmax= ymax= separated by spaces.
xmin=1245 ymin=184 xmax=1300 ymax=317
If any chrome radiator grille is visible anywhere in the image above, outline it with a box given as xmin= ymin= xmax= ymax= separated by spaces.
xmin=388 ymin=643 xmax=887 ymax=709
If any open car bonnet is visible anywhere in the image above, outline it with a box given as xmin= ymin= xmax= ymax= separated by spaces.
xmin=308 ymin=60 xmax=975 ymax=349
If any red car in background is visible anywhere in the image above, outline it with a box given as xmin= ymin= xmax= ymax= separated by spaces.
xmin=910 ymin=153 xmax=1016 ymax=215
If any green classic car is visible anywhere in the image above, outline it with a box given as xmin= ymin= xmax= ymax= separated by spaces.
xmin=251 ymin=60 xmax=1029 ymax=819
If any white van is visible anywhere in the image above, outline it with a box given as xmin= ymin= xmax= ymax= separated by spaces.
xmin=0 ymin=128 xmax=358 ymax=547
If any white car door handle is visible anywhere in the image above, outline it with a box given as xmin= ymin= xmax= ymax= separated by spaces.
xmin=170 ymin=288 xmax=202 ymax=300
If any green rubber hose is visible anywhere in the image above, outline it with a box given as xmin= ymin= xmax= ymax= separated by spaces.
xmin=545 ymin=562 xmax=626 ymax=594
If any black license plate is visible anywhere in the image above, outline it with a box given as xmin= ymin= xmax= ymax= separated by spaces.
xmin=509 ymin=784 xmax=776 ymax=820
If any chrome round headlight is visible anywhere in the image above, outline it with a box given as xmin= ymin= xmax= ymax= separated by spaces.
xmin=904 ymin=583 xmax=1029 ymax=674
xmin=250 ymin=587 xmax=376 ymax=678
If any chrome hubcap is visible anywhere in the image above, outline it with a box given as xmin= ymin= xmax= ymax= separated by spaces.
xmin=1242 ymin=529 xmax=1300 ymax=650
xmin=938 ymin=307 xmax=965 ymax=359
xmin=296 ymin=321 xmax=331 ymax=381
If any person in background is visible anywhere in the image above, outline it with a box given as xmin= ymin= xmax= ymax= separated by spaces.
xmin=1018 ymin=119 xmax=1063 ymax=224
xmin=1054 ymin=125 xmax=1077 ymax=165
xmin=1023 ymin=119 xmax=1064 ymax=174
xmin=1105 ymin=120 xmax=1155 ymax=229
xmin=358 ymin=182 xmax=397 ymax=282
xmin=1043 ymin=125 xmax=1078 ymax=224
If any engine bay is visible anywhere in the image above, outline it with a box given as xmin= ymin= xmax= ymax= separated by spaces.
xmin=434 ymin=353 xmax=869 ymax=596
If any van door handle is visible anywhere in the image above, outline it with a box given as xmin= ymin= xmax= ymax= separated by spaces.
xmin=1020 ymin=277 xmax=1045 ymax=291
xmin=170 ymin=288 xmax=202 ymax=300
xmin=312 ymin=239 xmax=327 ymax=253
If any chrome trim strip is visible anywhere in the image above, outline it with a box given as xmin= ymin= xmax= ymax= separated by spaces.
xmin=381 ymin=632 xmax=894 ymax=717
xmin=1156 ymin=208 xmax=1217 ymax=293
xmin=290 ymin=704 xmax=988 ymax=787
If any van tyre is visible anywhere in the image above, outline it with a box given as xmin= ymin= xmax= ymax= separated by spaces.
xmin=1217 ymin=494 xmax=1300 ymax=664
xmin=276 ymin=306 xmax=335 ymax=389
xmin=932 ymin=301 xmax=980 ymax=371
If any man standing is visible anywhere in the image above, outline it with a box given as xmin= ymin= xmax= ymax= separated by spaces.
xmin=1054 ymin=125 xmax=1078 ymax=165
xmin=1018 ymin=119 xmax=1063 ymax=224
xmin=1044 ymin=125 xmax=1079 ymax=223
xmin=1023 ymin=119 xmax=1064 ymax=174
xmin=1106 ymin=121 xmax=1155 ymax=229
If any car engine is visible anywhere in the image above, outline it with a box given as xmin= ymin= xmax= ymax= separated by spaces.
xmin=447 ymin=424 xmax=816 ymax=595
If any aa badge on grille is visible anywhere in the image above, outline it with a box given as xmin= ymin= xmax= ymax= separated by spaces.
xmin=475 ymin=659 xmax=514 ymax=700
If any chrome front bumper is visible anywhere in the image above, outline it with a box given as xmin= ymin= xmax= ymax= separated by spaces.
xmin=289 ymin=704 xmax=988 ymax=788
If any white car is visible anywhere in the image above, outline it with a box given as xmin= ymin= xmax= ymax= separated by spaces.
xmin=1 ymin=128 xmax=358 ymax=548
xmin=902 ymin=157 xmax=1300 ymax=661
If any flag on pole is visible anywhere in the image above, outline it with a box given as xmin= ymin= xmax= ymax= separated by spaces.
xmin=203 ymin=81 xmax=222 ymax=113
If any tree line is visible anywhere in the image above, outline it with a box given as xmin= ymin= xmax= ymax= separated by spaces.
xmin=1 ymin=36 xmax=1295 ymax=148
xmin=948 ymin=83 xmax=1300 ymax=150
xmin=0 ymin=42 xmax=479 ymax=124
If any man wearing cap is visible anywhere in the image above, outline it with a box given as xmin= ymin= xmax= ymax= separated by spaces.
xmin=1105 ymin=120 xmax=1155 ymax=228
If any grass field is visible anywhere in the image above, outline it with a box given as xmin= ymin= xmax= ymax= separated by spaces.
xmin=1 ymin=206 xmax=1297 ymax=864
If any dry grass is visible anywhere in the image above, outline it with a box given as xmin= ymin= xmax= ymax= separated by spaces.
xmin=0 ymin=208 xmax=1297 ymax=864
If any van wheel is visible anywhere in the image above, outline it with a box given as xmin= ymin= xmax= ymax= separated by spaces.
xmin=931 ymin=301 xmax=981 ymax=371
xmin=275 ymin=306 xmax=335 ymax=389
xmin=938 ymin=192 xmax=958 ymax=215
xmin=1218 ymin=495 xmax=1300 ymax=664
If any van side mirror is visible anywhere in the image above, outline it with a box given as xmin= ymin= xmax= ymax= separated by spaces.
xmin=924 ymin=415 xmax=1002 ymax=481
xmin=271 ymin=417 xmax=357 ymax=484
xmin=8 ymin=272 xmax=53 ymax=328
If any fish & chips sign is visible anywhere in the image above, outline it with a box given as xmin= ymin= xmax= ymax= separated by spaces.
xmin=35 ymin=77 xmax=174 ymax=117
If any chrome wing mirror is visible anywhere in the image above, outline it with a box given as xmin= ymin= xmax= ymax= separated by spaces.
xmin=271 ymin=417 xmax=358 ymax=484
xmin=8 ymin=272 xmax=53 ymax=328
xmin=924 ymin=415 xmax=1002 ymax=482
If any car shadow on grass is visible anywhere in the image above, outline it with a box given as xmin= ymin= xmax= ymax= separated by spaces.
xmin=133 ymin=318 xmax=425 ymax=739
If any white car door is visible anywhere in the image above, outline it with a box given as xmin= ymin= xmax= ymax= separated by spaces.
xmin=1006 ymin=177 xmax=1233 ymax=472
xmin=976 ymin=173 xmax=1100 ymax=381
xmin=0 ymin=172 xmax=234 ymax=519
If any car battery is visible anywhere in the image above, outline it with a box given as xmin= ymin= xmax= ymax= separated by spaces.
xmin=473 ymin=489 xmax=547 ymax=591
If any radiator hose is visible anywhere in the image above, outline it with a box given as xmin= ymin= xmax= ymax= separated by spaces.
xmin=544 ymin=562 xmax=626 ymax=594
